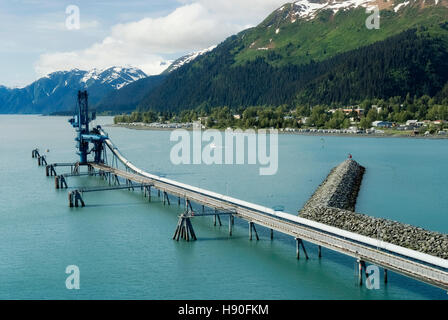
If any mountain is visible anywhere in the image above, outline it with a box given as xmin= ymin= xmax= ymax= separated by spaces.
xmin=134 ymin=0 xmax=448 ymax=112
xmin=94 ymin=75 xmax=166 ymax=113
xmin=94 ymin=47 xmax=215 ymax=113
xmin=0 ymin=67 xmax=147 ymax=114
xmin=162 ymin=46 xmax=217 ymax=74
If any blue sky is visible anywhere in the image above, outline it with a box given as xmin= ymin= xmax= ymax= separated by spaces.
xmin=0 ymin=0 xmax=287 ymax=87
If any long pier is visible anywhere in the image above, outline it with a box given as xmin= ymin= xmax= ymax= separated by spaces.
xmin=34 ymin=124 xmax=448 ymax=292
xmin=84 ymin=161 xmax=448 ymax=290
xmin=37 ymin=127 xmax=441 ymax=292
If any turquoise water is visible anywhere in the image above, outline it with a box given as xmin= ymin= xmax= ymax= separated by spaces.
xmin=0 ymin=115 xmax=447 ymax=300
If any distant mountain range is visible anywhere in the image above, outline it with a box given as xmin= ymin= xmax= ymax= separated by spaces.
xmin=0 ymin=48 xmax=211 ymax=114
xmin=0 ymin=67 xmax=147 ymax=114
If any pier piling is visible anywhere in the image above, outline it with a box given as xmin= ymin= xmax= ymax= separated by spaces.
xmin=357 ymin=260 xmax=367 ymax=286
xmin=249 ymin=222 xmax=259 ymax=241
xmin=295 ymin=238 xmax=309 ymax=260
xmin=229 ymin=215 xmax=233 ymax=236
xmin=173 ymin=214 xmax=197 ymax=241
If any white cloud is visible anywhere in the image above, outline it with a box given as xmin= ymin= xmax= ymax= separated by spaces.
xmin=34 ymin=19 xmax=100 ymax=31
xmin=34 ymin=0 xmax=287 ymax=77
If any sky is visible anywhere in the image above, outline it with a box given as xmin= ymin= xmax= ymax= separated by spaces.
xmin=0 ymin=0 xmax=289 ymax=88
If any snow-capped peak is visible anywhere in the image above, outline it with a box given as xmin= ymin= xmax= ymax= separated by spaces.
xmin=79 ymin=66 xmax=147 ymax=89
xmin=165 ymin=45 xmax=217 ymax=73
xmin=279 ymin=0 xmax=377 ymax=22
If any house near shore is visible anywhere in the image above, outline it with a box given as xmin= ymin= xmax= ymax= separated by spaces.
xmin=406 ymin=120 xmax=424 ymax=127
xmin=372 ymin=120 xmax=393 ymax=128
xmin=342 ymin=107 xmax=364 ymax=116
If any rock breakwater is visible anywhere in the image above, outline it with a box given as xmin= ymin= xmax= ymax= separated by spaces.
xmin=300 ymin=159 xmax=448 ymax=260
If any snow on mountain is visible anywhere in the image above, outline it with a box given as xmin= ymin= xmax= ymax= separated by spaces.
xmin=276 ymin=0 xmax=375 ymax=23
xmin=79 ymin=66 xmax=147 ymax=89
xmin=394 ymin=1 xmax=410 ymax=12
xmin=163 ymin=45 xmax=217 ymax=73
xmin=0 ymin=66 xmax=148 ymax=114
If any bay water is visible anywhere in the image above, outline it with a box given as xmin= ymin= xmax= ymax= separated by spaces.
xmin=0 ymin=115 xmax=447 ymax=299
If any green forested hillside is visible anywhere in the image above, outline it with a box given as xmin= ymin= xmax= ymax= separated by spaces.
xmin=128 ymin=2 xmax=448 ymax=112
xmin=95 ymin=75 xmax=166 ymax=113
xmin=138 ymin=25 xmax=448 ymax=111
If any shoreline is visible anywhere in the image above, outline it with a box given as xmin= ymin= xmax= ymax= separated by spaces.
xmin=107 ymin=123 xmax=448 ymax=140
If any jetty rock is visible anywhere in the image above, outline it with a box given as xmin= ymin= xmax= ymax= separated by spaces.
xmin=300 ymin=159 xmax=448 ymax=260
